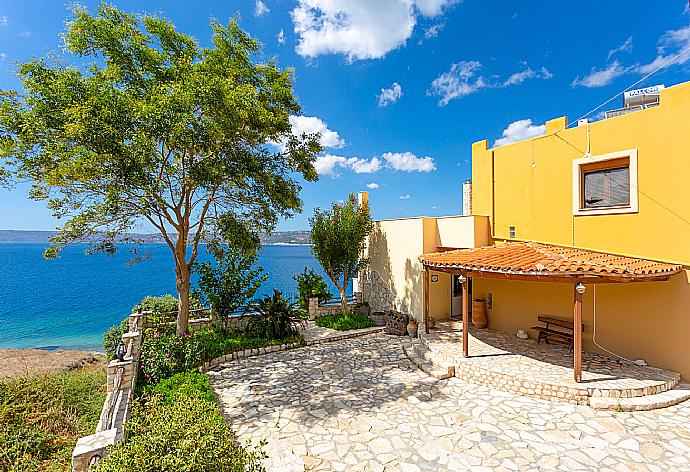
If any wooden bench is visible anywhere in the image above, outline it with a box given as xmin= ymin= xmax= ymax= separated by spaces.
xmin=531 ymin=316 xmax=584 ymax=353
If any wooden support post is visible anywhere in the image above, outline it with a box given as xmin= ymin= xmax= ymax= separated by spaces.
xmin=573 ymin=281 xmax=583 ymax=383
xmin=462 ymin=276 xmax=469 ymax=357
xmin=423 ymin=268 xmax=430 ymax=334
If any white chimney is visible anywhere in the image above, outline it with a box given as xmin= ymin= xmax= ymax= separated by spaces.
xmin=462 ymin=179 xmax=472 ymax=216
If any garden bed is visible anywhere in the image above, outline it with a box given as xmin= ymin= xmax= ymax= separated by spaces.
xmin=314 ymin=312 xmax=376 ymax=331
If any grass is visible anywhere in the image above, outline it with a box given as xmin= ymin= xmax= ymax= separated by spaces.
xmin=315 ymin=312 xmax=376 ymax=331
xmin=0 ymin=365 xmax=107 ymax=471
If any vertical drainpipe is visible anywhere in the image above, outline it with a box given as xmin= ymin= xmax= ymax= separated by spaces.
xmin=490 ymin=150 xmax=496 ymax=238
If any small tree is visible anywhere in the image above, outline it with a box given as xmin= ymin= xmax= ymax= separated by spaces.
xmin=310 ymin=193 xmax=373 ymax=314
xmin=0 ymin=5 xmax=320 ymax=334
xmin=294 ymin=267 xmax=332 ymax=312
xmin=194 ymin=241 xmax=267 ymax=317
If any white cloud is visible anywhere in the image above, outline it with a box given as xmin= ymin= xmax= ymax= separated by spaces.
xmin=636 ymin=24 xmax=690 ymax=74
xmin=502 ymin=66 xmax=553 ymax=87
xmin=290 ymin=0 xmax=455 ymax=61
xmin=0 ymin=16 xmax=8 ymax=26
xmin=399 ymin=194 xmax=411 ymax=200
xmin=277 ymin=29 xmax=285 ymax=44
xmin=287 ymin=115 xmax=345 ymax=149
xmin=366 ymin=182 xmax=380 ymax=189
xmin=571 ymin=60 xmax=628 ymax=88
xmin=255 ymin=0 xmax=270 ymax=16
xmin=423 ymin=23 xmax=444 ymax=39
xmin=0 ymin=53 xmax=6 ymax=62
xmin=429 ymin=60 xmax=486 ymax=105
xmin=18 ymin=30 xmax=31 ymax=38
xmin=494 ymin=119 xmax=545 ymax=147
xmin=377 ymin=82 xmax=403 ymax=107
xmin=314 ymin=155 xmax=381 ymax=176
xmin=607 ymin=36 xmax=633 ymax=60
xmin=383 ymin=151 xmax=436 ymax=172
xmin=430 ymin=61 xmax=552 ymax=105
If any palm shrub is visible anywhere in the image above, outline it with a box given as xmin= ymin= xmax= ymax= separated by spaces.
xmin=246 ymin=290 xmax=306 ymax=340
xmin=294 ymin=267 xmax=332 ymax=312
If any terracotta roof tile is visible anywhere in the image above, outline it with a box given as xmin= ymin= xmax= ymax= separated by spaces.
xmin=419 ymin=241 xmax=682 ymax=280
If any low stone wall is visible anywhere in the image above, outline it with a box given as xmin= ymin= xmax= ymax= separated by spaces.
xmin=72 ymin=311 xmax=148 ymax=471
xmin=307 ymin=292 xmax=363 ymax=320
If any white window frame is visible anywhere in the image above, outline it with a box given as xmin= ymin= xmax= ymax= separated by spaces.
xmin=572 ymin=149 xmax=638 ymax=216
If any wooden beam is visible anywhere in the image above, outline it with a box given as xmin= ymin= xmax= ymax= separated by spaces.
xmin=573 ymin=281 xmax=583 ymax=383
xmin=424 ymin=268 xmax=430 ymax=335
xmin=462 ymin=276 xmax=469 ymax=357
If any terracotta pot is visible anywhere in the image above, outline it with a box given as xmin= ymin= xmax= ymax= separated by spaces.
xmin=472 ymin=300 xmax=488 ymax=329
xmin=407 ymin=318 xmax=418 ymax=338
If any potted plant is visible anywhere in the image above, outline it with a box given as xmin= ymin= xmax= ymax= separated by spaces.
xmin=428 ymin=316 xmax=437 ymax=329
xmin=407 ymin=317 xmax=418 ymax=338
xmin=472 ymin=298 xmax=488 ymax=329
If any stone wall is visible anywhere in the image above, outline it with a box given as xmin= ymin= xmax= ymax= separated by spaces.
xmin=359 ymin=270 xmax=410 ymax=315
xmin=71 ymin=311 xmax=148 ymax=471
xmin=307 ymin=293 xmax=363 ymax=320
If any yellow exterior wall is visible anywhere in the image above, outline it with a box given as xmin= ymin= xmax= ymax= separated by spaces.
xmin=471 ymin=80 xmax=690 ymax=379
xmin=366 ymin=215 xmax=489 ymax=322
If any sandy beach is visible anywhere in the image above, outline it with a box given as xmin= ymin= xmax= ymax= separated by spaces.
xmin=0 ymin=349 xmax=105 ymax=379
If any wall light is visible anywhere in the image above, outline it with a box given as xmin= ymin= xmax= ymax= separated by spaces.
xmin=575 ymin=282 xmax=586 ymax=294
xmin=458 ymin=274 xmax=467 ymax=284
xmin=431 ymin=274 xmax=438 ymax=282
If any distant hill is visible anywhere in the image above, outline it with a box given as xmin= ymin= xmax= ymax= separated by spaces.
xmin=0 ymin=229 xmax=311 ymax=245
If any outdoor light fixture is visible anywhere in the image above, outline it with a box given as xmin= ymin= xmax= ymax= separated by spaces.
xmin=575 ymin=282 xmax=586 ymax=294
xmin=115 ymin=340 xmax=127 ymax=362
xmin=458 ymin=274 xmax=467 ymax=284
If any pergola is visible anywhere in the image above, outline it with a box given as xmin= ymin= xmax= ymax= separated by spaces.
xmin=419 ymin=241 xmax=682 ymax=382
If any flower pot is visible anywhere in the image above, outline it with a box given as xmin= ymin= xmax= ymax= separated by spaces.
xmin=407 ymin=318 xmax=418 ymax=338
xmin=428 ymin=319 xmax=436 ymax=329
xmin=472 ymin=300 xmax=487 ymax=329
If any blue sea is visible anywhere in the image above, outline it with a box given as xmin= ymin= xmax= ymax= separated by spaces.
xmin=0 ymin=243 xmax=336 ymax=351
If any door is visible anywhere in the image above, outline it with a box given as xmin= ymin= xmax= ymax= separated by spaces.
xmin=451 ymin=275 xmax=472 ymax=321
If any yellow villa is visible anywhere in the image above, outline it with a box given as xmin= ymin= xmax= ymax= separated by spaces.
xmin=358 ymin=80 xmax=690 ymax=410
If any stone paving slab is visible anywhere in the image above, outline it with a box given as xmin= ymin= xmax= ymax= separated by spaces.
xmin=421 ymin=321 xmax=679 ymax=400
xmin=208 ymin=333 xmax=690 ymax=471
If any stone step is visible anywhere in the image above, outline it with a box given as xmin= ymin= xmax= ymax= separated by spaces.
xmin=590 ymin=383 xmax=690 ymax=411
xmin=403 ymin=340 xmax=455 ymax=380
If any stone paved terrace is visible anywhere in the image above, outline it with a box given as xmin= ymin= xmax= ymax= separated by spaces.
xmin=208 ymin=334 xmax=690 ymax=471
xmin=420 ymin=320 xmax=680 ymax=403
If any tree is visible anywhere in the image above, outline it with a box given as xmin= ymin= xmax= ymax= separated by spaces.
xmin=310 ymin=193 xmax=373 ymax=314
xmin=0 ymin=4 xmax=320 ymax=334
xmin=194 ymin=241 xmax=267 ymax=318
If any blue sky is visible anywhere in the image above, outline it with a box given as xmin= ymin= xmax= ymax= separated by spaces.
xmin=1 ymin=0 xmax=689 ymax=232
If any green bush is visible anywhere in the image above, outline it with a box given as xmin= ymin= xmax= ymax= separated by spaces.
xmin=103 ymin=317 xmax=131 ymax=360
xmin=95 ymin=373 xmax=265 ymax=472
xmin=138 ymin=327 xmax=301 ymax=386
xmin=315 ymin=312 xmax=375 ymax=331
xmin=0 ymin=366 xmax=106 ymax=471
xmin=294 ymin=267 xmax=332 ymax=311
xmin=134 ymin=294 xmax=202 ymax=326
xmin=141 ymin=371 xmax=217 ymax=405
xmin=245 ymin=290 xmax=306 ymax=340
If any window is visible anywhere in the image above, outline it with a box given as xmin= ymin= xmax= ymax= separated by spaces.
xmin=572 ymin=150 xmax=638 ymax=216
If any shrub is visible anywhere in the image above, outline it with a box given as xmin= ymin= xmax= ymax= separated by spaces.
xmin=138 ymin=327 xmax=301 ymax=386
xmin=245 ymin=290 xmax=306 ymax=340
xmin=0 ymin=366 xmax=106 ymax=471
xmin=134 ymin=294 xmax=202 ymax=326
xmin=194 ymin=241 xmax=267 ymax=316
xmin=294 ymin=267 xmax=332 ymax=312
xmin=315 ymin=312 xmax=375 ymax=331
xmin=141 ymin=371 xmax=217 ymax=405
xmin=95 ymin=375 xmax=265 ymax=472
xmin=103 ymin=317 xmax=131 ymax=360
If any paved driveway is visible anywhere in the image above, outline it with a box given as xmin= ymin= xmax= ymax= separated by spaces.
xmin=208 ymin=334 xmax=690 ymax=471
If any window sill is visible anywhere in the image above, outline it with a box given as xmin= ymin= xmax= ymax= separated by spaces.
xmin=573 ymin=206 xmax=638 ymax=216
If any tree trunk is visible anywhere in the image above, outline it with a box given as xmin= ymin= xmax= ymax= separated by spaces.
xmin=341 ymin=278 xmax=348 ymax=315
xmin=174 ymin=243 xmax=191 ymax=335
